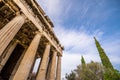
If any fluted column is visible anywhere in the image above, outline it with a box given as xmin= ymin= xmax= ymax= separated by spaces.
xmin=46 ymin=57 xmax=52 ymax=80
xmin=49 ymin=51 xmax=57 ymax=80
xmin=0 ymin=41 xmax=18 ymax=71
xmin=56 ymin=56 xmax=61 ymax=80
xmin=13 ymin=32 xmax=42 ymax=80
xmin=36 ymin=43 xmax=51 ymax=80
xmin=0 ymin=15 xmax=25 ymax=56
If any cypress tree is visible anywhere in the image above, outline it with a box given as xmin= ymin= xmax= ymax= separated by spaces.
xmin=81 ymin=56 xmax=86 ymax=70
xmin=81 ymin=56 xmax=86 ymax=65
xmin=94 ymin=37 xmax=114 ymax=70
xmin=94 ymin=37 xmax=120 ymax=80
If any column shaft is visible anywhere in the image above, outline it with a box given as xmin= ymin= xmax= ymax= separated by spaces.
xmin=49 ymin=51 xmax=57 ymax=80
xmin=13 ymin=33 xmax=42 ymax=80
xmin=56 ymin=56 xmax=61 ymax=80
xmin=0 ymin=15 xmax=25 ymax=56
xmin=46 ymin=57 xmax=52 ymax=80
xmin=36 ymin=43 xmax=51 ymax=80
xmin=0 ymin=41 xmax=18 ymax=71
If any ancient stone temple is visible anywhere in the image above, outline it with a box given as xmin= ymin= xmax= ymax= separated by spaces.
xmin=0 ymin=0 xmax=63 ymax=80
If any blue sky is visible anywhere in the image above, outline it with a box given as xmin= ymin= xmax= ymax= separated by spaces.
xmin=37 ymin=0 xmax=120 ymax=78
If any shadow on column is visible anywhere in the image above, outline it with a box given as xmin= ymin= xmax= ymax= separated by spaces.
xmin=0 ymin=44 xmax=25 ymax=80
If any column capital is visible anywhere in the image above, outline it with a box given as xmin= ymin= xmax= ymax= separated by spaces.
xmin=51 ymin=49 xmax=57 ymax=53
xmin=16 ymin=12 xmax=26 ymax=18
xmin=35 ymin=29 xmax=42 ymax=35
xmin=16 ymin=11 xmax=21 ymax=15
xmin=15 ymin=39 xmax=19 ymax=43
xmin=21 ymin=13 xmax=27 ymax=19
xmin=33 ymin=31 xmax=43 ymax=38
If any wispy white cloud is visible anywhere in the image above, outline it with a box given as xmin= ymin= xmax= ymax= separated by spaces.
xmin=38 ymin=0 xmax=58 ymax=14
xmin=37 ymin=0 xmax=64 ymax=19
xmin=54 ymin=24 xmax=103 ymax=51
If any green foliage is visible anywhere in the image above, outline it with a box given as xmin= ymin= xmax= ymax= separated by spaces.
xmin=104 ymin=68 xmax=120 ymax=80
xmin=65 ymin=61 xmax=104 ymax=80
xmin=65 ymin=71 xmax=76 ymax=80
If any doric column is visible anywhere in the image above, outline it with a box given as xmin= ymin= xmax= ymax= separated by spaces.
xmin=0 ymin=41 xmax=18 ymax=71
xmin=36 ymin=43 xmax=51 ymax=80
xmin=49 ymin=51 xmax=57 ymax=80
xmin=46 ymin=57 xmax=52 ymax=80
xmin=13 ymin=32 xmax=42 ymax=80
xmin=0 ymin=15 xmax=25 ymax=57
xmin=56 ymin=56 xmax=61 ymax=80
